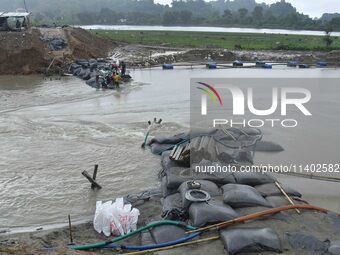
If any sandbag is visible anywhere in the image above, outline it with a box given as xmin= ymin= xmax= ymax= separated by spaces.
xmin=150 ymin=143 xmax=175 ymax=155
xmin=188 ymin=128 xmax=261 ymax=163
xmin=77 ymin=68 xmax=87 ymax=78
xmin=90 ymin=71 xmax=98 ymax=78
xmin=161 ymin=176 xmax=177 ymax=198
xmin=286 ymin=232 xmax=330 ymax=254
xmin=162 ymin=193 xmax=183 ymax=214
xmin=178 ymin=180 xmax=220 ymax=209
xmin=150 ymin=225 xmax=186 ymax=244
xmin=233 ymin=172 xmax=276 ymax=186
xmin=190 ymin=136 xmax=218 ymax=163
xmin=86 ymin=77 xmax=103 ymax=88
xmin=255 ymin=183 xmax=302 ymax=198
xmin=166 ymin=167 xmax=190 ymax=189
xmin=222 ymin=184 xmax=272 ymax=208
xmin=149 ymin=135 xmax=187 ymax=145
xmin=81 ymin=69 xmax=91 ymax=80
xmin=73 ymin=67 xmax=82 ymax=76
xmin=192 ymin=160 xmax=236 ymax=180
xmin=329 ymin=241 xmax=340 ymax=255
xmin=328 ymin=211 xmax=340 ymax=234
xmin=69 ymin=63 xmax=81 ymax=72
xmin=220 ymin=228 xmax=282 ymax=255
xmin=76 ymin=59 xmax=89 ymax=67
xmin=189 ymin=198 xmax=238 ymax=227
xmin=161 ymin=151 xmax=182 ymax=171
xmin=166 ymin=167 xmax=235 ymax=190
xmin=90 ymin=63 xmax=98 ymax=70
xmin=44 ymin=38 xmax=67 ymax=51
xmin=255 ymin=140 xmax=284 ymax=152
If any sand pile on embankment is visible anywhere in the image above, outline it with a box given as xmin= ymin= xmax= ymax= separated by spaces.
xmin=0 ymin=27 xmax=112 ymax=75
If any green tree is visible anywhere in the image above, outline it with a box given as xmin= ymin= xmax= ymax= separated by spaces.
xmin=252 ymin=6 xmax=263 ymax=22
xmin=269 ymin=0 xmax=296 ymax=17
xmin=178 ymin=10 xmax=193 ymax=24
xmin=162 ymin=11 xmax=176 ymax=25
xmin=323 ymin=25 xmax=334 ymax=48
xmin=330 ymin=17 xmax=340 ymax=31
xmin=223 ymin=9 xmax=233 ymax=23
xmin=238 ymin=8 xmax=248 ymax=19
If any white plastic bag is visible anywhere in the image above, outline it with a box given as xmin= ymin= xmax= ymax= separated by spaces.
xmin=93 ymin=198 xmax=140 ymax=237
xmin=93 ymin=201 xmax=103 ymax=233
xmin=110 ymin=198 xmax=125 ymax=236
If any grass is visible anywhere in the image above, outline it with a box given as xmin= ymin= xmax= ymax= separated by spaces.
xmin=92 ymin=30 xmax=340 ymax=51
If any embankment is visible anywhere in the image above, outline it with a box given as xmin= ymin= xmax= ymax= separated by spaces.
xmin=0 ymin=27 xmax=113 ymax=75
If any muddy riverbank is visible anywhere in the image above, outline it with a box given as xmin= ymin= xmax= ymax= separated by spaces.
xmin=0 ymin=194 xmax=163 ymax=255
xmin=1 ymin=27 xmax=340 ymax=75
xmin=0 ymin=27 xmax=112 ymax=75
xmin=1 ymin=28 xmax=340 ymax=255
xmin=112 ymin=44 xmax=340 ymax=67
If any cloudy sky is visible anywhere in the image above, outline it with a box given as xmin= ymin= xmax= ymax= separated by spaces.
xmin=154 ymin=0 xmax=339 ymax=18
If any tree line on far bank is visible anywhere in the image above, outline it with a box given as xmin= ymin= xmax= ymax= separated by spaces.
xmin=1 ymin=0 xmax=340 ymax=31
xmin=74 ymin=3 xmax=340 ymax=32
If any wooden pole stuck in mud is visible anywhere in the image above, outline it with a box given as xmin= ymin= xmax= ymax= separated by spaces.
xmin=82 ymin=165 xmax=102 ymax=189
xmin=68 ymin=214 xmax=74 ymax=245
xmin=91 ymin=164 xmax=99 ymax=189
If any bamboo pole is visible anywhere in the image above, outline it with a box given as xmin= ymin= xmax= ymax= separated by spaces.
xmin=187 ymin=204 xmax=331 ymax=234
xmin=275 ymin=181 xmax=300 ymax=214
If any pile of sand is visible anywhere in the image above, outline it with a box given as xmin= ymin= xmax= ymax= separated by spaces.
xmin=0 ymin=27 xmax=112 ymax=75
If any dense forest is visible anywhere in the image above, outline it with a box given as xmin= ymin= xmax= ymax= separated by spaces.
xmin=1 ymin=0 xmax=340 ymax=31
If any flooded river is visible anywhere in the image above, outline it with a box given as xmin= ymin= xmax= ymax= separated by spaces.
xmin=80 ymin=25 xmax=340 ymax=37
xmin=1 ymin=67 xmax=340 ymax=230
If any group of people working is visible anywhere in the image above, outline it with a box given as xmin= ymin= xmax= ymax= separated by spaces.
xmin=96 ymin=61 xmax=127 ymax=89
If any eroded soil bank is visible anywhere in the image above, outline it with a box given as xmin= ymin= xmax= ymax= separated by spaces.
xmin=1 ymin=28 xmax=340 ymax=75
xmin=0 ymin=27 xmax=112 ymax=75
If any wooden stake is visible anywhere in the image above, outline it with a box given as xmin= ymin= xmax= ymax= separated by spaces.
xmin=275 ymin=181 xmax=300 ymax=214
xmin=91 ymin=164 xmax=98 ymax=189
xmin=68 ymin=214 xmax=74 ymax=245
xmin=82 ymin=170 xmax=102 ymax=189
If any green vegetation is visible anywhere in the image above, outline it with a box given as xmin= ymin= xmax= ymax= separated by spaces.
xmin=93 ymin=30 xmax=340 ymax=51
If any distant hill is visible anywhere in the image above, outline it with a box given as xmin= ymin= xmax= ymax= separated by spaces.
xmin=321 ymin=13 xmax=340 ymax=22
xmin=0 ymin=0 xmax=339 ymax=31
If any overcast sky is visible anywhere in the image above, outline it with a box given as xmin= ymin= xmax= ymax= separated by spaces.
xmin=154 ymin=0 xmax=339 ymax=18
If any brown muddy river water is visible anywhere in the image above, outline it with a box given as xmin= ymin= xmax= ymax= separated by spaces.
xmin=0 ymin=67 xmax=340 ymax=230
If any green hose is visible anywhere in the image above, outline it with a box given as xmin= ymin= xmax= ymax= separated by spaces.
xmin=70 ymin=220 xmax=195 ymax=250
xmin=141 ymin=130 xmax=150 ymax=148
xmin=144 ymin=130 xmax=150 ymax=145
